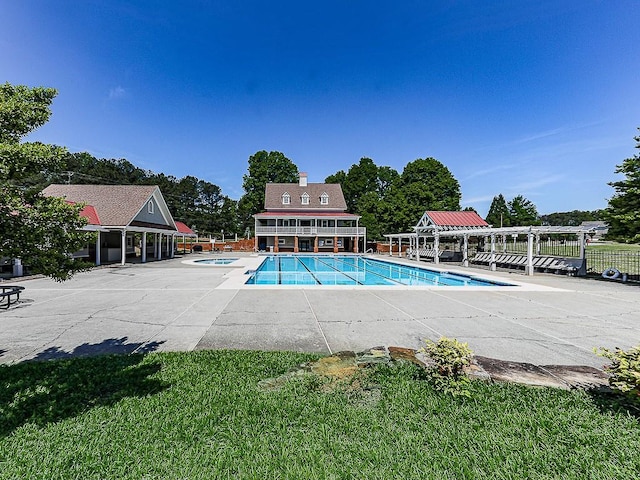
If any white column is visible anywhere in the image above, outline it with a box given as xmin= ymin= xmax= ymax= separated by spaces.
xmin=525 ymin=228 xmax=534 ymax=275
xmin=95 ymin=232 xmax=101 ymax=266
xmin=158 ymin=234 xmax=163 ymax=260
xmin=463 ymin=234 xmax=469 ymax=267
xmin=120 ymin=230 xmax=126 ymax=266
xmin=398 ymin=237 xmax=402 ymax=257
xmin=142 ymin=232 xmax=147 ymax=263
xmin=490 ymin=234 xmax=496 ymax=271
xmin=434 ymin=233 xmax=440 ymax=265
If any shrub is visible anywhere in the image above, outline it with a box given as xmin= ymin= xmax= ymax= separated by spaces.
xmin=419 ymin=337 xmax=474 ymax=397
xmin=595 ymin=345 xmax=640 ymax=401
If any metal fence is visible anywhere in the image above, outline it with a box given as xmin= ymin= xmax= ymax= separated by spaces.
xmin=586 ymin=251 xmax=640 ymax=280
xmin=480 ymin=236 xmax=582 ymax=258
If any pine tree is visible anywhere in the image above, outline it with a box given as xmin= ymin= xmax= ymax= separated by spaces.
xmin=603 ymin=129 xmax=640 ymax=242
xmin=485 ymin=194 xmax=510 ymax=227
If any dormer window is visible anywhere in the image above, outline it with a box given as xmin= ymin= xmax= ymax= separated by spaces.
xmin=320 ymin=192 xmax=329 ymax=205
xmin=301 ymin=192 xmax=310 ymax=205
xmin=282 ymin=192 xmax=290 ymax=205
xmin=147 ymin=200 xmax=154 ymax=214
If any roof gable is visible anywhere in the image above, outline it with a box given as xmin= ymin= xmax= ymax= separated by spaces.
xmin=42 ymin=184 xmax=176 ymax=230
xmin=416 ymin=211 xmax=489 ymax=230
xmin=264 ymin=183 xmax=347 ymax=211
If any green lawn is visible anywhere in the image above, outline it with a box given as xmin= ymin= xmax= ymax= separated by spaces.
xmin=587 ymin=242 xmax=640 ymax=252
xmin=1 ymin=350 xmax=639 ymax=479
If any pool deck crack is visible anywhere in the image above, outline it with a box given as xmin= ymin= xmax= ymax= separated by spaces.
xmin=303 ymin=290 xmax=332 ymax=354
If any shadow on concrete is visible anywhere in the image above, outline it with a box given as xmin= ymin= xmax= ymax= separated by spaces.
xmin=0 ymin=338 xmax=167 ymax=437
xmin=32 ymin=337 xmax=165 ymax=361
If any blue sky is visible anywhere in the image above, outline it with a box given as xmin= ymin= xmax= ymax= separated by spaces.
xmin=2 ymin=1 xmax=638 ymax=216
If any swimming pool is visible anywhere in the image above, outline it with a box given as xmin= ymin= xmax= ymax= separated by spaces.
xmin=245 ymin=255 xmax=513 ymax=286
xmin=194 ymin=258 xmax=239 ymax=265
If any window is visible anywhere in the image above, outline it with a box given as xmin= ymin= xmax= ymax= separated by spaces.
xmin=324 ymin=238 xmax=333 ymax=246
xmin=282 ymin=192 xmax=290 ymax=205
xmin=278 ymin=238 xmax=286 ymax=245
xmin=320 ymin=192 xmax=329 ymax=205
xmin=301 ymin=192 xmax=309 ymax=205
xmin=147 ymin=200 xmax=154 ymax=214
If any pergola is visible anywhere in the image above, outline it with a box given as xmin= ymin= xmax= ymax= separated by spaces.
xmin=385 ymin=223 xmax=596 ymax=276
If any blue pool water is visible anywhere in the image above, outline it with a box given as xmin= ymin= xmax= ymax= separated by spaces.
xmin=195 ymin=258 xmax=238 ymax=265
xmin=245 ymin=255 xmax=513 ymax=287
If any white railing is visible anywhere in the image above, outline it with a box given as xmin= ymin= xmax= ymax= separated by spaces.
xmin=255 ymin=226 xmax=366 ymax=236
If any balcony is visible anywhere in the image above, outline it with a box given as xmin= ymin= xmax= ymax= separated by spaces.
xmin=255 ymin=226 xmax=366 ymax=236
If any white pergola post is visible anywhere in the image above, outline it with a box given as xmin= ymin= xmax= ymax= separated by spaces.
xmin=120 ymin=230 xmax=126 ymax=266
xmin=525 ymin=228 xmax=534 ymax=275
xmin=142 ymin=232 xmax=147 ymax=263
xmin=463 ymin=234 xmax=469 ymax=267
xmin=535 ymin=234 xmax=541 ymax=255
xmin=95 ymin=233 xmax=101 ymax=266
xmin=579 ymin=232 xmax=586 ymax=259
xmin=490 ymin=234 xmax=496 ymax=271
xmin=398 ymin=236 xmax=402 ymax=257
xmin=434 ymin=233 xmax=440 ymax=265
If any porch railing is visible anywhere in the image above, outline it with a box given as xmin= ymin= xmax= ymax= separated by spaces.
xmin=255 ymin=226 xmax=366 ymax=236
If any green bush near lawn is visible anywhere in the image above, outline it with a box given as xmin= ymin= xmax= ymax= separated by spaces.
xmin=1 ymin=350 xmax=639 ymax=479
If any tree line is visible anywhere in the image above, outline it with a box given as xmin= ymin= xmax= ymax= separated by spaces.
xmin=2 ymin=82 xmax=638 ymax=280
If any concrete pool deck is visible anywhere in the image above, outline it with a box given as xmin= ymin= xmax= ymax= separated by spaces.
xmin=1 ymin=253 xmax=638 ymax=368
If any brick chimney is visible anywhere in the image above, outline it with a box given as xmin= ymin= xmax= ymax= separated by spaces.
xmin=298 ymin=172 xmax=308 ymax=187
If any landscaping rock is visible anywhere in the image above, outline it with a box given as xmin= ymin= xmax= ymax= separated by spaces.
xmin=541 ymin=364 xmax=610 ymax=389
xmin=258 ymin=349 xmax=609 ymax=393
xmin=388 ymin=346 xmax=429 ymax=368
xmin=355 ymin=346 xmax=390 ymax=366
xmin=474 ymin=357 xmax=610 ymax=390
xmin=311 ymin=351 xmax=358 ymax=379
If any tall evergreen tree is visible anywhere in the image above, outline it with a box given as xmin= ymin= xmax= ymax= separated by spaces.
xmin=485 ymin=194 xmax=510 ymax=227
xmin=603 ymin=129 xmax=640 ymax=242
xmin=508 ymin=195 xmax=540 ymax=226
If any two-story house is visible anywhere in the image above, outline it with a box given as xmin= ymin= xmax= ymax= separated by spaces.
xmin=253 ymin=173 xmax=365 ymax=253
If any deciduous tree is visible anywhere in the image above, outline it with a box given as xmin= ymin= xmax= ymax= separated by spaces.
xmin=238 ymin=151 xmax=299 ymax=231
xmin=0 ymin=83 xmax=91 ymax=281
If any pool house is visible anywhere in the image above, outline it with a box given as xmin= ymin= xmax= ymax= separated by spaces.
xmin=253 ymin=173 xmax=366 ymax=253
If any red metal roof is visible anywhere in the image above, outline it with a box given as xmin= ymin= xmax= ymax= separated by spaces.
xmin=66 ymin=201 xmax=101 ymax=225
xmin=175 ymin=221 xmax=195 ymax=234
xmin=426 ymin=211 xmax=489 ymax=227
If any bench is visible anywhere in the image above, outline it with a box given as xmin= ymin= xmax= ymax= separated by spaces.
xmin=470 ymin=253 xmax=586 ymax=276
xmin=1 ymin=285 xmax=25 ymax=309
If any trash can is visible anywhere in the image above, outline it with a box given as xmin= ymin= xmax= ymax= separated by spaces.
xmin=12 ymin=258 xmax=23 ymax=277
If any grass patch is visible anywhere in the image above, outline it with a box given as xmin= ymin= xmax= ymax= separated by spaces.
xmin=1 ymin=350 xmax=639 ymax=478
xmin=587 ymin=242 xmax=640 ymax=252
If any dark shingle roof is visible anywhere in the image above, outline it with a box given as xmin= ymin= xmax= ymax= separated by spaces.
xmin=42 ymin=184 xmax=161 ymax=227
xmin=264 ymin=183 xmax=347 ymax=211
